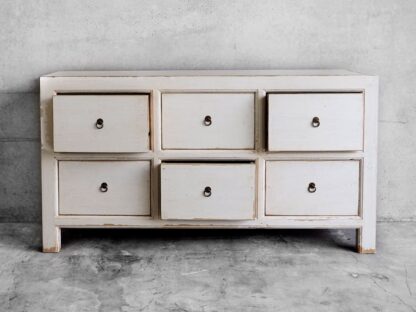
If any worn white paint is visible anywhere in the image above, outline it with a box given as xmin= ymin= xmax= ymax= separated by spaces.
xmin=161 ymin=163 xmax=256 ymax=220
xmin=162 ymin=93 xmax=255 ymax=149
xmin=53 ymin=95 xmax=149 ymax=152
xmin=41 ymin=151 xmax=61 ymax=253
xmin=59 ymin=161 xmax=150 ymax=216
xmin=40 ymin=70 xmax=378 ymax=253
xmin=268 ymin=93 xmax=364 ymax=151
xmin=266 ymin=160 xmax=360 ymax=216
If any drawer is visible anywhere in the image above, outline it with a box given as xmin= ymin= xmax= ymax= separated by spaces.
xmin=268 ymin=93 xmax=364 ymax=151
xmin=161 ymin=163 xmax=256 ymax=220
xmin=53 ymin=95 xmax=149 ymax=152
xmin=59 ymin=161 xmax=150 ymax=215
xmin=162 ymin=93 xmax=255 ymax=149
xmin=266 ymin=161 xmax=360 ymax=216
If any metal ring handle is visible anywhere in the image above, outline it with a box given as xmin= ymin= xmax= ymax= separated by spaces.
xmin=204 ymin=115 xmax=212 ymax=126
xmin=203 ymin=186 xmax=212 ymax=197
xmin=96 ymin=118 xmax=104 ymax=129
xmin=100 ymin=182 xmax=108 ymax=192
xmin=308 ymin=182 xmax=316 ymax=193
xmin=311 ymin=117 xmax=320 ymax=128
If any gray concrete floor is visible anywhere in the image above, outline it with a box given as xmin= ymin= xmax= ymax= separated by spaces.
xmin=0 ymin=223 xmax=415 ymax=312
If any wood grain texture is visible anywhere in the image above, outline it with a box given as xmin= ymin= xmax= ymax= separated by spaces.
xmin=53 ymin=95 xmax=149 ymax=152
xmin=268 ymin=93 xmax=364 ymax=151
xmin=59 ymin=161 xmax=150 ymax=216
xmin=161 ymin=163 xmax=256 ymax=220
xmin=266 ymin=160 xmax=360 ymax=216
xmin=162 ymin=93 xmax=255 ymax=149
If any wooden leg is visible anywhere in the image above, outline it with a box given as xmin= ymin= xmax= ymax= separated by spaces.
xmin=43 ymin=226 xmax=61 ymax=253
xmin=356 ymin=227 xmax=376 ymax=254
xmin=41 ymin=151 xmax=61 ymax=252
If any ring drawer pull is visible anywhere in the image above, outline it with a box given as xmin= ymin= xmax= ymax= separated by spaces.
xmin=99 ymin=182 xmax=108 ymax=192
xmin=203 ymin=186 xmax=212 ymax=197
xmin=204 ymin=115 xmax=212 ymax=126
xmin=311 ymin=117 xmax=320 ymax=128
xmin=308 ymin=182 xmax=316 ymax=193
xmin=96 ymin=118 xmax=104 ymax=129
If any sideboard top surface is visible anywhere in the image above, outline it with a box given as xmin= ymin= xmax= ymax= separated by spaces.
xmin=42 ymin=69 xmax=374 ymax=78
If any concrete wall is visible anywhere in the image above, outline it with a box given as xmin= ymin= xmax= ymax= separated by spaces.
xmin=1 ymin=0 xmax=415 ymax=222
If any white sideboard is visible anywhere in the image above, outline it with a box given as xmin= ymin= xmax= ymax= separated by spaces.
xmin=40 ymin=70 xmax=378 ymax=253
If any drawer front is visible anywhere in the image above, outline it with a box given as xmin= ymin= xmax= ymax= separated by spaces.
xmin=268 ymin=93 xmax=364 ymax=151
xmin=53 ymin=95 xmax=149 ymax=152
xmin=161 ymin=163 xmax=256 ymax=220
xmin=162 ymin=93 xmax=255 ymax=149
xmin=266 ymin=161 xmax=360 ymax=216
xmin=59 ymin=161 xmax=150 ymax=216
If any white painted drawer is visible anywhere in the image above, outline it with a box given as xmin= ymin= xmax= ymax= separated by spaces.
xmin=268 ymin=93 xmax=364 ymax=151
xmin=162 ymin=93 xmax=255 ymax=149
xmin=266 ymin=161 xmax=360 ymax=216
xmin=161 ymin=163 xmax=256 ymax=220
xmin=53 ymin=95 xmax=149 ymax=152
xmin=59 ymin=161 xmax=150 ymax=215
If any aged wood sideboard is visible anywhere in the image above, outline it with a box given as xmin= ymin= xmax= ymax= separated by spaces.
xmin=40 ymin=70 xmax=378 ymax=253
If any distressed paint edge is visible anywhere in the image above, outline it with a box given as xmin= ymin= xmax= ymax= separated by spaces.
xmin=357 ymin=246 xmax=376 ymax=254
xmin=43 ymin=245 xmax=61 ymax=253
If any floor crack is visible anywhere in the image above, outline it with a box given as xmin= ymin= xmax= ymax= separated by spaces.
xmin=405 ymin=265 xmax=413 ymax=296
xmin=370 ymin=275 xmax=415 ymax=312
